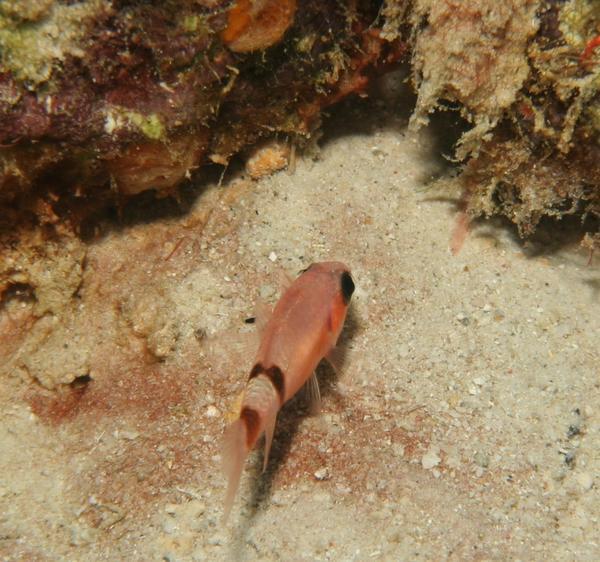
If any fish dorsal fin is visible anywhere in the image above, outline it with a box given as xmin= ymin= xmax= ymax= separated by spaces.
xmin=305 ymin=371 xmax=321 ymax=415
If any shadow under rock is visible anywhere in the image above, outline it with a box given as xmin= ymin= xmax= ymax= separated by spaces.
xmin=473 ymin=213 xmax=598 ymax=264
xmin=79 ymin=156 xmax=246 ymax=242
xmin=319 ymin=66 xmax=416 ymax=149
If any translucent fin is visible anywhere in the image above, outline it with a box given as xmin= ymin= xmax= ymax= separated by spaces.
xmin=305 ymin=371 xmax=321 ymax=415
xmin=254 ymin=299 xmax=272 ymax=335
xmin=450 ymin=211 xmax=470 ymax=255
xmin=276 ymin=269 xmax=294 ymax=292
xmin=262 ymin=408 xmax=278 ymax=473
xmin=224 ymin=390 xmax=244 ymax=424
xmin=228 ymin=328 xmax=256 ymax=360
xmin=325 ymin=346 xmax=344 ymax=375
xmin=222 ymin=419 xmax=248 ymax=523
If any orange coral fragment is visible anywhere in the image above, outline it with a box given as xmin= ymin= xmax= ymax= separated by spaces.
xmin=222 ymin=0 xmax=296 ymax=53
xmin=245 ymin=141 xmax=290 ymax=179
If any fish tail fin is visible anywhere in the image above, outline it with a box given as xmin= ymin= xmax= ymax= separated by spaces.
xmin=262 ymin=407 xmax=278 ymax=472
xmin=222 ymin=418 xmax=248 ymax=523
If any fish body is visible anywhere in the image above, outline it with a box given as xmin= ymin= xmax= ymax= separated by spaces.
xmin=222 ymin=261 xmax=355 ymax=519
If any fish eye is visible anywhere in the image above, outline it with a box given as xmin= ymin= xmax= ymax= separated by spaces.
xmin=340 ymin=271 xmax=355 ymax=304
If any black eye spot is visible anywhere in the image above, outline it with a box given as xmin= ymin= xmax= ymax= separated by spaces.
xmin=340 ymin=271 xmax=355 ymax=304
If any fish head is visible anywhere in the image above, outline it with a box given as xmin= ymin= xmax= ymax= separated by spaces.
xmin=301 ymin=261 xmax=355 ymax=337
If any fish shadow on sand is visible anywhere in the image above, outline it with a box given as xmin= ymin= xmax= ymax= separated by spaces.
xmin=230 ymin=307 xmax=359 ymax=555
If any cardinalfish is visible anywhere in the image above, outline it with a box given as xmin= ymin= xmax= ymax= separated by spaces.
xmin=222 ymin=261 xmax=355 ymax=520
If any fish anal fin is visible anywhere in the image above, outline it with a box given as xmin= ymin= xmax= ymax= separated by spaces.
xmin=305 ymin=371 xmax=321 ymax=415
xmin=222 ymin=419 xmax=248 ymax=523
xmin=262 ymin=408 xmax=278 ymax=473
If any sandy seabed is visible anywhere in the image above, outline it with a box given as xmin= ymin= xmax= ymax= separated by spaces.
xmin=0 ymin=103 xmax=599 ymax=561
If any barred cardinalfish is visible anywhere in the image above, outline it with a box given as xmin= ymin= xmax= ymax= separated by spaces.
xmin=222 ymin=261 xmax=355 ymax=520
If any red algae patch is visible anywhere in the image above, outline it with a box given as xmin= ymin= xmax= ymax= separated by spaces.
xmin=27 ymin=354 xmax=198 ymax=426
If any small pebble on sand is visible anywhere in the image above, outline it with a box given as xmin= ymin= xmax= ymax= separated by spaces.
xmin=422 ymin=448 xmax=441 ymax=470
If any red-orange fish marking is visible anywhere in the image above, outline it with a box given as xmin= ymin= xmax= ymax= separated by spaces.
xmin=222 ymin=261 xmax=355 ymax=520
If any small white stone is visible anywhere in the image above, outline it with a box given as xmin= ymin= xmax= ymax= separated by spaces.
xmin=205 ymin=405 xmax=219 ymax=418
xmin=483 ymin=304 xmax=492 ymax=313
xmin=421 ymin=448 xmax=440 ymax=470
xmin=456 ymin=312 xmax=470 ymax=325
xmin=271 ymin=491 xmax=287 ymax=506
xmin=314 ymin=467 xmax=330 ymax=480
xmin=162 ymin=518 xmax=178 ymax=534
xmin=393 ymin=443 xmax=405 ymax=457
xmin=259 ymin=284 xmax=275 ymax=299
xmin=268 ymin=251 xmax=278 ymax=262
xmin=164 ymin=503 xmax=177 ymax=514
xmin=208 ymin=534 xmax=224 ymax=546
xmin=120 ymin=430 xmax=139 ymax=440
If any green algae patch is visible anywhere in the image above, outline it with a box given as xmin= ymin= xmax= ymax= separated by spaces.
xmin=0 ymin=0 xmax=107 ymax=86
xmin=123 ymin=112 xmax=166 ymax=141
xmin=104 ymin=108 xmax=166 ymax=141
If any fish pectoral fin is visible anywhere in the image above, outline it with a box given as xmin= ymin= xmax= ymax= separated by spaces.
xmin=262 ymin=409 xmax=278 ymax=473
xmin=254 ymin=268 xmax=293 ymax=336
xmin=229 ymin=329 xmax=256 ymax=365
xmin=305 ymin=371 xmax=321 ymax=415
xmin=277 ymin=268 xmax=294 ymax=292
xmin=325 ymin=346 xmax=344 ymax=375
xmin=254 ymin=298 xmax=273 ymax=335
